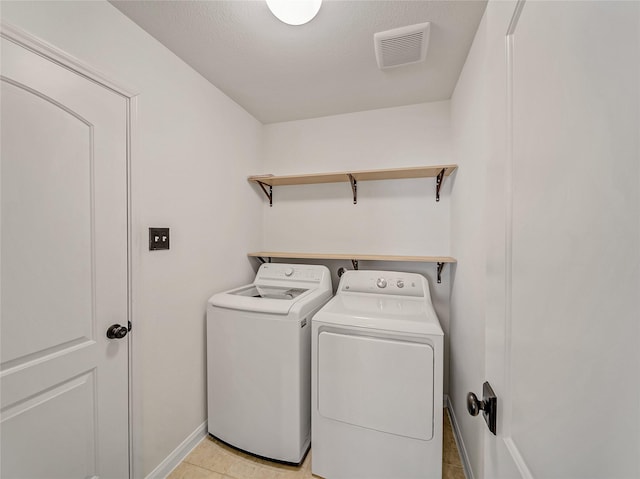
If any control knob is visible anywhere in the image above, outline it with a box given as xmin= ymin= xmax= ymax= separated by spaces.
xmin=284 ymin=268 xmax=294 ymax=277
xmin=396 ymin=280 xmax=404 ymax=288
xmin=376 ymin=277 xmax=387 ymax=288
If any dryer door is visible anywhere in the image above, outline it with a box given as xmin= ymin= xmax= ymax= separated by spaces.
xmin=317 ymin=331 xmax=434 ymax=440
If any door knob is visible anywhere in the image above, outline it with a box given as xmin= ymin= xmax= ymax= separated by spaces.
xmin=106 ymin=324 xmax=129 ymax=339
xmin=466 ymin=392 xmax=483 ymax=416
xmin=467 ymin=381 xmax=497 ymax=435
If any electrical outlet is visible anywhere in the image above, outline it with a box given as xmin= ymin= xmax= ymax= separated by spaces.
xmin=149 ymin=227 xmax=170 ymax=250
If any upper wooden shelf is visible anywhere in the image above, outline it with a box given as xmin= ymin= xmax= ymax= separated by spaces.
xmin=248 ymin=165 xmax=457 ymax=186
xmin=248 ymin=251 xmax=456 ymax=283
xmin=248 ymin=164 xmax=457 ymax=205
xmin=248 ymin=251 xmax=456 ymax=263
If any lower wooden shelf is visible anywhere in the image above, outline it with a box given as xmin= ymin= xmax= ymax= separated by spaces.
xmin=247 ymin=251 xmax=456 ymax=283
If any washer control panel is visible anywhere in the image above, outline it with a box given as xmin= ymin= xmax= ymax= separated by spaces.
xmin=257 ymin=263 xmax=325 ymax=283
xmin=340 ymin=271 xmax=426 ymax=297
xmin=376 ymin=278 xmax=387 ymax=288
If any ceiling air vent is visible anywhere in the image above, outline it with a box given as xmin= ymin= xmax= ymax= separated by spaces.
xmin=374 ymin=22 xmax=431 ymax=70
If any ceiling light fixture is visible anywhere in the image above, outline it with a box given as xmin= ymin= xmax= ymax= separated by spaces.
xmin=266 ymin=0 xmax=322 ymax=26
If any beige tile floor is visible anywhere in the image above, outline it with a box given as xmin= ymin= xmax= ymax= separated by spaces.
xmin=169 ymin=409 xmax=465 ymax=479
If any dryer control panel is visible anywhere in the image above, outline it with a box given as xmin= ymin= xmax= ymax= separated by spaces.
xmin=339 ymin=270 xmax=427 ymax=297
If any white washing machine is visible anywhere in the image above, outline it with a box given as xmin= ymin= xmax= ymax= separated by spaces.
xmin=207 ymin=263 xmax=332 ymax=465
xmin=312 ymin=270 xmax=443 ymax=479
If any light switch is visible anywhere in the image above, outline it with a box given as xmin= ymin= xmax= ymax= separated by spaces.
xmin=149 ymin=227 xmax=170 ymax=250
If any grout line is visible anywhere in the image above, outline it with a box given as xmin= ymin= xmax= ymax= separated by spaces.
xmin=177 ymin=461 xmax=226 ymax=477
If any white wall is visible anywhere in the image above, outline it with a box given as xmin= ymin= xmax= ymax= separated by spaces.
xmin=0 ymin=1 xmax=263 ymax=476
xmin=449 ymin=7 xmax=489 ymax=477
xmin=262 ymin=102 xmax=451 ymax=256
xmin=262 ymin=102 xmax=454 ymax=393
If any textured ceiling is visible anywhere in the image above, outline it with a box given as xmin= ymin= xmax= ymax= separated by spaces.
xmin=110 ymin=0 xmax=487 ymax=124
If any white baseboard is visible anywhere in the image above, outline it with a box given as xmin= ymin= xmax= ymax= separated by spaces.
xmin=445 ymin=395 xmax=474 ymax=479
xmin=145 ymin=421 xmax=208 ymax=479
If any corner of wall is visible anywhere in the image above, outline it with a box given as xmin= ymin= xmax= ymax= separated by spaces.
xmin=448 ymin=3 xmax=491 ymax=478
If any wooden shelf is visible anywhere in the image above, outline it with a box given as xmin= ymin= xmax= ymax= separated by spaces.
xmin=248 ymin=251 xmax=456 ymax=263
xmin=248 ymin=251 xmax=456 ymax=283
xmin=248 ymin=165 xmax=457 ymax=186
xmin=248 ymin=164 xmax=457 ymax=205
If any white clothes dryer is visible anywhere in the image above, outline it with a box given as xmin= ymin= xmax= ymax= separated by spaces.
xmin=207 ymin=263 xmax=332 ymax=465
xmin=312 ymin=270 xmax=443 ymax=479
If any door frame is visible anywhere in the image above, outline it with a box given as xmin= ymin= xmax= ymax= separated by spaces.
xmin=0 ymin=22 xmax=140 ymax=479
xmin=484 ymin=1 xmax=534 ymax=477
xmin=501 ymin=0 xmax=533 ymax=474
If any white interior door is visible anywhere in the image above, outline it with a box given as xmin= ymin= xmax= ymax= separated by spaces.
xmin=484 ymin=1 xmax=640 ymax=478
xmin=0 ymin=33 xmax=130 ymax=479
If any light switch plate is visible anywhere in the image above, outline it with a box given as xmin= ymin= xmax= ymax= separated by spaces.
xmin=149 ymin=227 xmax=170 ymax=250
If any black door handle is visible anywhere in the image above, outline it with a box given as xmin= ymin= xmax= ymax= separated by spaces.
xmin=467 ymin=381 xmax=497 ymax=435
xmin=106 ymin=324 xmax=128 ymax=339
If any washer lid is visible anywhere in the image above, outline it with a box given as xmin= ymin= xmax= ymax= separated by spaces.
xmin=209 ymin=285 xmax=314 ymax=315
xmin=231 ymin=285 xmax=309 ymax=300
xmin=313 ymin=294 xmax=443 ymax=336
xmin=208 ymin=264 xmax=332 ymax=316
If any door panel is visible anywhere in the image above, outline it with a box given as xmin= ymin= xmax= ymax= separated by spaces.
xmin=1 ymin=34 xmax=129 ymax=479
xmin=509 ymin=1 xmax=639 ymax=477
xmin=484 ymin=1 xmax=640 ymax=478
xmin=1 ymin=79 xmax=93 ymax=365
xmin=2 ymin=372 xmax=96 ymax=479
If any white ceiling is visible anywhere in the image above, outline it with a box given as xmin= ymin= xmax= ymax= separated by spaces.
xmin=110 ymin=0 xmax=487 ymax=124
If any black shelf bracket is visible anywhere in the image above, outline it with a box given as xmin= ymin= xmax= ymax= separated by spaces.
xmin=256 ymin=256 xmax=271 ymax=264
xmin=256 ymin=181 xmax=273 ymax=207
xmin=435 ymin=168 xmax=446 ymax=202
xmin=437 ymin=262 xmax=445 ymax=284
xmin=351 ymin=259 xmax=359 ymax=270
xmin=348 ymin=174 xmax=357 ymax=204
